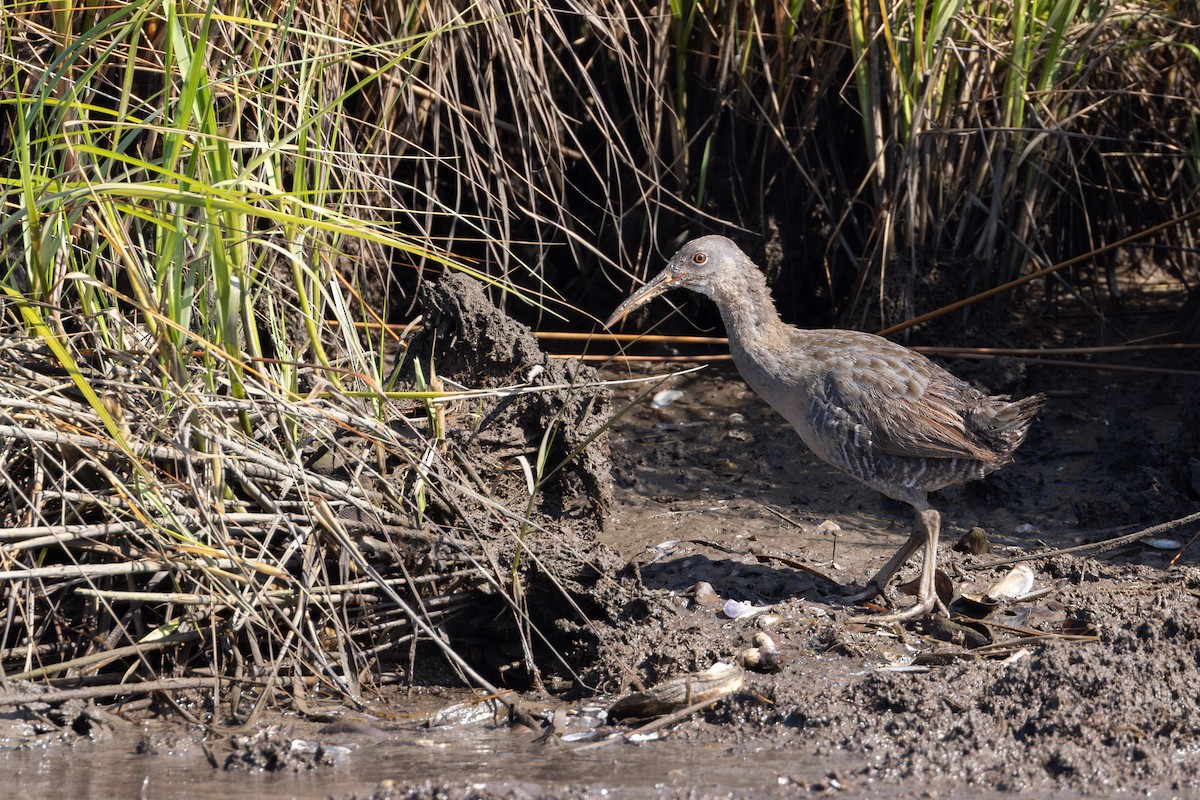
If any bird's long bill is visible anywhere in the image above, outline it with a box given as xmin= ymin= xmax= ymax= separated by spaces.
xmin=603 ymin=268 xmax=678 ymax=328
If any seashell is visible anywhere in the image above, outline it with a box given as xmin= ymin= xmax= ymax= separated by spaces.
xmin=651 ymin=389 xmax=683 ymax=409
xmin=954 ymin=526 xmax=991 ymax=555
xmin=737 ymin=646 xmax=779 ymax=672
xmin=999 ymin=647 xmax=1033 ymax=665
xmin=692 ymin=581 xmax=722 ymax=607
xmin=737 ymin=646 xmax=764 ymax=670
xmin=755 ymin=613 xmax=783 ymax=628
xmin=751 ymin=632 xmax=777 ymax=650
xmin=739 ymin=633 xmax=782 ymax=672
xmin=290 ymin=738 xmax=351 ymax=757
xmin=813 ymin=520 xmax=842 ymax=536
xmin=1146 ymin=538 xmax=1182 ymax=550
xmin=426 ymin=695 xmax=512 ymax=726
xmin=985 ymin=563 xmax=1036 ymax=602
xmin=723 ymin=599 xmax=771 ymax=619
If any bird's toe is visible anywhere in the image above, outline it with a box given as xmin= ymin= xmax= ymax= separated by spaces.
xmin=847 ymin=592 xmax=939 ymax=625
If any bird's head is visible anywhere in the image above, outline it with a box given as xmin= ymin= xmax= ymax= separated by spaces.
xmin=604 ymin=235 xmax=744 ymax=327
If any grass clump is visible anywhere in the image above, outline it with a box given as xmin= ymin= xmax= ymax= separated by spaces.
xmin=0 ymin=0 xmax=615 ymax=709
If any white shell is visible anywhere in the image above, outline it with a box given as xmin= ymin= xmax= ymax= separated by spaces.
xmin=723 ymin=599 xmax=772 ymax=619
xmin=985 ymin=563 xmax=1036 ymax=602
xmin=1146 ymin=538 xmax=1182 ymax=550
xmin=751 ymin=632 xmax=778 ymax=652
xmin=651 ymin=389 xmax=683 ymax=409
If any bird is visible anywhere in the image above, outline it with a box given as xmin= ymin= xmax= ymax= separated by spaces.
xmin=605 ymin=235 xmax=1045 ymax=622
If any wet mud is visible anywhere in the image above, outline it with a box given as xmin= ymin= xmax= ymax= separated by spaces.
xmin=588 ymin=356 xmax=1200 ymax=796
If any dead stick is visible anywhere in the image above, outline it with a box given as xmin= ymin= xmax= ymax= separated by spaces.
xmin=0 ymin=677 xmax=221 ymax=707
xmin=878 ymin=205 xmax=1200 ymax=337
xmin=973 ymin=510 xmax=1200 ymax=569
xmin=566 ymin=696 xmax=729 ymax=752
xmin=4 ymin=631 xmax=203 ymax=681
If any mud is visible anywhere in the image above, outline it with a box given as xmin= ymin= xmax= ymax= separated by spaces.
xmin=403 ymin=270 xmax=615 ymax=529
xmin=398 ymin=272 xmax=626 ymax=686
xmin=586 ymin=355 xmax=1200 ymax=796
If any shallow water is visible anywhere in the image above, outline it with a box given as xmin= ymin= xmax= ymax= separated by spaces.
xmin=0 ymin=722 xmax=844 ymax=799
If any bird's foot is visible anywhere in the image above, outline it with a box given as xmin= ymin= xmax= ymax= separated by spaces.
xmin=846 ymin=590 xmax=948 ymax=625
xmin=842 ymin=580 xmax=886 ymax=605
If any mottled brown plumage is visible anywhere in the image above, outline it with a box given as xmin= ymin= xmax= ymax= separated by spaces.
xmin=606 ymin=235 xmax=1045 ymax=621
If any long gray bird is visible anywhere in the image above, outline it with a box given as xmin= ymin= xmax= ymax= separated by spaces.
xmin=606 ymin=235 xmax=1044 ymax=621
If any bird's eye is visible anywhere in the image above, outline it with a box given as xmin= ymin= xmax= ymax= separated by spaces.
xmin=693 ymin=252 xmax=707 ymax=265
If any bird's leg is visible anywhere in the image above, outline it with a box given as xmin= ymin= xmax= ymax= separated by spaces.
xmin=843 ymin=528 xmax=924 ymax=604
xmin=849 ymin=507 xmax=945 ymax=623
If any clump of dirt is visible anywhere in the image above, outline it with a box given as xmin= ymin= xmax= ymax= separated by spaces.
xmin=400 ymin=272 xmax=636 ymax=685
xmin=136 ymin=725 xmax=204 ymax=757
xmin=0 ymin=685 xmax=128 ymax=745
xmin=405 ymin=272 xmax=614 ymax=528
xmin=223 ymin=726 xmax=337 ymax=772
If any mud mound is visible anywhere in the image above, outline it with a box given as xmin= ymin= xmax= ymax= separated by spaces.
xmin=405 ymin=272 xmax=613 ymax=529
xmin=401 ymin=273 xmax=633 ymax=685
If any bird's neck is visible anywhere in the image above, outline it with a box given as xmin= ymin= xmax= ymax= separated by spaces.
xmin=709 ymin=265 xmax=790 ymax=354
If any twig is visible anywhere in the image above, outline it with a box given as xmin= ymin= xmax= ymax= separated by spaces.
xmin=0 ymin=559 xmax=179 ymax=580
xmin=567 ymin=695 xmax=728 ymax=752
xmin=0 ymin=520 xmax=143 ymax=544
xmin=972 ymin=510 xmax=1200 ymax=569
xmin=0 ymin=677 xmax=221 ymax=707
xmin=877 ymin=205 xmax=1200 ymax=338
xmin=4 ymin=631 xmax=203 ymax=681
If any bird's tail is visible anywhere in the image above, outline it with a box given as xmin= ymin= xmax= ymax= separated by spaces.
xmin=983 ymin=392 xmax=1046 ymax=459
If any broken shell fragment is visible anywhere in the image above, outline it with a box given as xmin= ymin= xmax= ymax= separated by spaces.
xmin=651 ymin=389 xmax=684 ymax=409
xmin=985 ymin=563 xmax=1036 ymax=603
xmin=607 ymin=662 xmax=745 ymax=720
xmin=723 ymin=599 xmax=772 ymax=619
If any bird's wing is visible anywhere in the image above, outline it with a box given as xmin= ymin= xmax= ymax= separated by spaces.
xmin=815 ymin=357 xmax=996 ymax=463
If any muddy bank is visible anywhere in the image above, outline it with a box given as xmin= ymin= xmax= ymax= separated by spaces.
xmin=584 ymin=355 xmax=1200 ymax=795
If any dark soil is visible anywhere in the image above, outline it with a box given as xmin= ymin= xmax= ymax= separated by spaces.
xmin=580 ymin=351 xmax=1200 ymax=797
